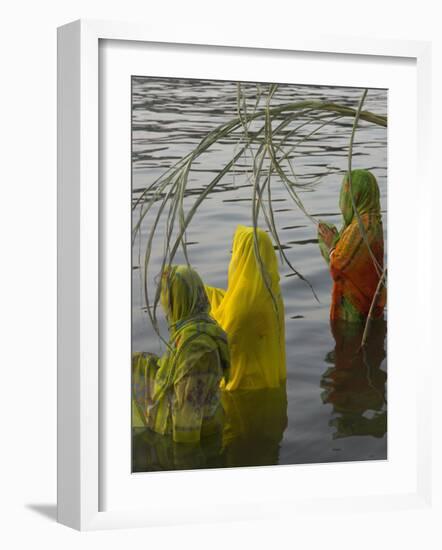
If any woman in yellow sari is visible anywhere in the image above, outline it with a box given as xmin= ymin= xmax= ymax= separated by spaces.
xmin=132 ymin=265 xmax=230 ymax=444
xmin=205 ymin=225 xmax=286 ymax=391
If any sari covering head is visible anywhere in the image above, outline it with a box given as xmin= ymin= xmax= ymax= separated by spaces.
xmin=319 ymin=169 xmax=386 ymax=322
xmin=132 ymin=265 xmax=230 ymax=444
xmin=206 ymin=225 xmax=286 ymax=391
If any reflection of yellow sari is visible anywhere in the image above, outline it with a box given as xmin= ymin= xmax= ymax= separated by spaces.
xmin=206 ymin=225 xmax=286 ymax=390
xmin=221 ymin=385 xmax=288 ymax=467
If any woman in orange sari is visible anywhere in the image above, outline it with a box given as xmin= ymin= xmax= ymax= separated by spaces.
xmin=318 ymin=169 xmax=386 ymax=322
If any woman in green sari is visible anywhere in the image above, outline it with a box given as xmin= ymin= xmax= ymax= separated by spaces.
xmin=132 ymin=265 xmax=230 ymax=444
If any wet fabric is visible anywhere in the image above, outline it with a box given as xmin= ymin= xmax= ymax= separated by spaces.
xmin=206 ymin=225 xmax=286 ymax=390
xmin=318 ymin=170 xmax=386 ymax=321
xmin=132 ymin=265 xmax=230 ymax=444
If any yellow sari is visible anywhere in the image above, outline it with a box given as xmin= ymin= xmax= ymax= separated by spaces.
xmin=206 ymin=225 xmax=286 ymax=390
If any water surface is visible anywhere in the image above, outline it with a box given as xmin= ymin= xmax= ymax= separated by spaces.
xmin=131 ymin=77 xmax=387 ymax=471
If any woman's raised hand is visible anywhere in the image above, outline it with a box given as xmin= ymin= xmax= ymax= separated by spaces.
xmin=318 ymin=222 xmax=338 ymax=250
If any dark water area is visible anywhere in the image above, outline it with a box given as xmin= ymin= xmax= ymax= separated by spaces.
xmin=131 ymin=77 xmax=387 ymax=472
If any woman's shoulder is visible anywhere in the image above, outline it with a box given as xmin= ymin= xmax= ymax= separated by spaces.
xmin=339 ymin=214 xmax=378 ymax=243
xmin=176 ymin=322 xmax=225 ymax=353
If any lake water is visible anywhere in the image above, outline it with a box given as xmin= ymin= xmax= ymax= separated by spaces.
xmin=131 ymin=77 xmax=387 ymax=472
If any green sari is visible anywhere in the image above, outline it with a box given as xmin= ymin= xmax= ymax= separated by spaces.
xmin=132 ymin=265 xmax=230 ymax=444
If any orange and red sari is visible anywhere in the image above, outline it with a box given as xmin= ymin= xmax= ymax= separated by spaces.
xmin=320 ymin=170 xmax=386 ymax=322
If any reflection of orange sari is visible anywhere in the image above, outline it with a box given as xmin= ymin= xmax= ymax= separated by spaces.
xmin=321 ymin=320 xmax=387 ymax=439
xmin=330 ymin=213 xmax=385 ymax=320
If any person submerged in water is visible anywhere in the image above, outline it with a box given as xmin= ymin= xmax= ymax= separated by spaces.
xmin=205 ymin=225 xmax=286 ymax=391
xmin=318 ymin=169 xmax=386 ymax=322
xmin=132 ymin=265 xmax=230 ymax=444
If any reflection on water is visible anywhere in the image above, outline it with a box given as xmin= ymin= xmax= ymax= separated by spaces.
xmin=133 ymin=385 xmax=288 ymax=471
xmin=221 ymin=385 xmax=288 ymax=467
xmin=132 ymin=428 xmax=224 ymax=472
xmin=321 ymin=320 xmax=387 ymax=441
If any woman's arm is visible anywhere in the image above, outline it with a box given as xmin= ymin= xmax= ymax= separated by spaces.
xmin=318 ymin=222 xmax=339 ymax=265
xmin=132 ymin=352 xmax=160 ymax=428
xmin=329 ymin=222 xmax=363 ymax=280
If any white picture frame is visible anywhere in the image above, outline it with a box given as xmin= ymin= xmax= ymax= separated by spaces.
xmin=57 ymin=19 xmax=434 ymax=531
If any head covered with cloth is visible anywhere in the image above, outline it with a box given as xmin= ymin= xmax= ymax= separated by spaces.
xmin=206 ymin=225 xmax=286 ymax=391
xmin=132 ymin=264 xmax=230 ymax=443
